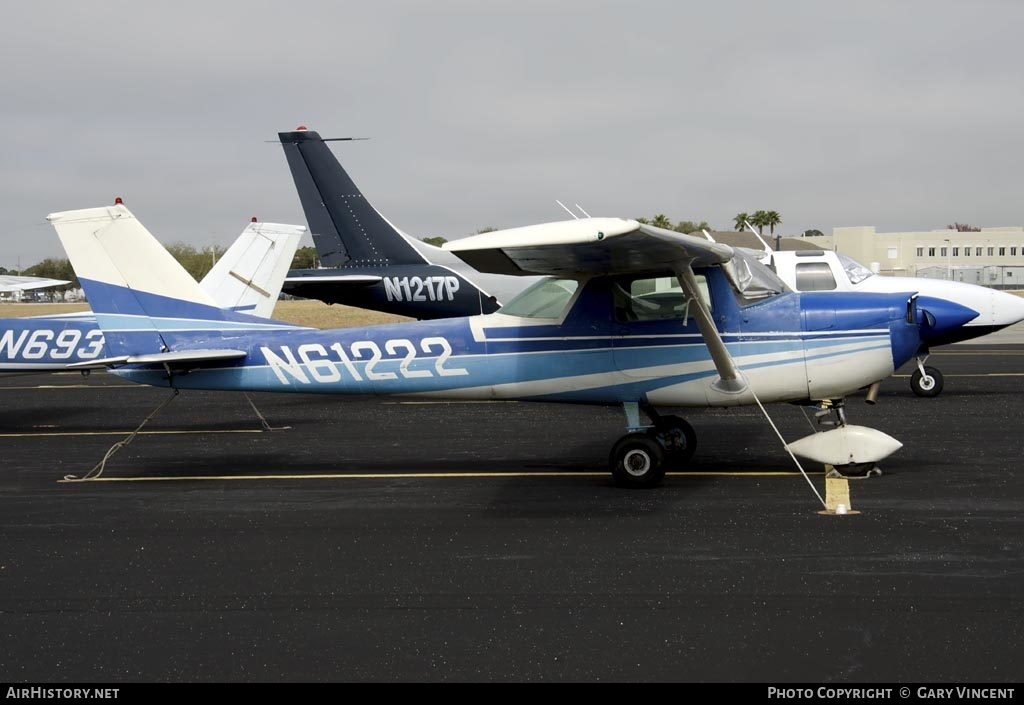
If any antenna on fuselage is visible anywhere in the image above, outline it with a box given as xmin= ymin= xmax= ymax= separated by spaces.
xmin=555 ymin=200 xmax=580 ymax=220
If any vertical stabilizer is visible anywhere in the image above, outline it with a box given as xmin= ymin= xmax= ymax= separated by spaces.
xmin=200 ymin=221 xmax=305 ymax=317
xmin=278 ymin=128 xmax=427 ymax=267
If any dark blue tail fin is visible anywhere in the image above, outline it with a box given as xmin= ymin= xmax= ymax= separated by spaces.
xmin=278 ymin=128 xmax=427 ymax=267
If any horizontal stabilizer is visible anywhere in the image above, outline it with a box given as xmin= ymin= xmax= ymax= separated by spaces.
xmin=284 ymin=274 xmax=383 ymax=285
xmin=66 ymin=349 xmax=246 ymax=370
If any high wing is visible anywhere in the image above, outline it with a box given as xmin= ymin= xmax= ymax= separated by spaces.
xmin=444 ymin=218 xmax=734 ymax=276
xmin=0 ymin=275 xmax=70 ymax=293
xmin=444 ymin=218 xmax=746 ymax=392
xmin=199 ymin=220 xmax=305 ymax=318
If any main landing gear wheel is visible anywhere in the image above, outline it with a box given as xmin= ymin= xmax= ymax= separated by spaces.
xmin=610 ymin=434 xmax=666 ymax=489
xmin=648 ymin=415 xmax=697 ymax=464
xmin=910 ymin=366 xmax=943 ymax=397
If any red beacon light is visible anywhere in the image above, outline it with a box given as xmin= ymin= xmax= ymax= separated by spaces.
xmin=295 ymin=125 xmax=308 ymax=131
xmin=114 ymin=197 xmax=123 ymax=205
xmin=251 ymin=217 xmax=258 ymax=222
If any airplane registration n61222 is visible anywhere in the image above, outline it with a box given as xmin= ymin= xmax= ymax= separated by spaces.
xmin=50 ymin=205 xmax=975 ymax=487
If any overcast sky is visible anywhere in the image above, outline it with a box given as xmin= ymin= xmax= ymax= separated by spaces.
xmin=2 ymin=0 xmax=1022 ymax=269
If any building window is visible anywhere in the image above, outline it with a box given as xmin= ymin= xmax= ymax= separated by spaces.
xmin=953 ymin=247 xmax=960 ymax=257
xmin=928 ymin=247 xmax=936 ymax=257
xmin=988 ymin=247 xmax=994 ymax=256
xmin=1012 ymin=247 xmax=1018 ymax=256
xmin=794 ymin=262 xmax=838 ymax=291
xmin=940 ymin=247 xmax=947 ymax=257
xmin=915 ymin=247 xmax=924 ymax=257
xmin=887 ymin=247 xmax=897 ymax=259
xmin=965 ymin=248 xmax=970 ymax=257
xmin=999 ymin=247 xmax=1006 ymax=256
xmin=976 ymin=247 xmax=983 ymax=256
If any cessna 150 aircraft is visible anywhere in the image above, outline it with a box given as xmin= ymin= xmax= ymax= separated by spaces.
xmin=50 ymin=204 xmax=976 ymax=487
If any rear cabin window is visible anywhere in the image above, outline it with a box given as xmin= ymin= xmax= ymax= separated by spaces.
xmin=794 ymin=262 xmax=837 ymax=291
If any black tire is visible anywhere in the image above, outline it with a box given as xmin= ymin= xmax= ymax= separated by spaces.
xmin=648 ymin=415 xmax=697 ymax=464
xmin=609 ymin=433 xmax=666 ymax=488
xmin=910 ymin=366 xmax=944 ymax=397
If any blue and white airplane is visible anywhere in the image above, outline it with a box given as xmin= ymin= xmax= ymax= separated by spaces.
xmin=0 ymin=207 xmax=304 ymax=375
xmin=49 ymin=204 xmax=977 ymax=486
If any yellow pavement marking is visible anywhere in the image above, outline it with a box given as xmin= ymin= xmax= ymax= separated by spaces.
xmin=892 ymin=372 xmax=1024 ymax=378
xmin=2 ymin=429 xmax=262 ymax=438
xmin=0 ymin=384 xmax=140 ymax=390
xmin=60 ymin=470 xmax=814 ymax=483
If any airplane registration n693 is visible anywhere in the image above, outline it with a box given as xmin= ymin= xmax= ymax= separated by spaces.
xmin=0 ymin=319 xmax=105 ymax=372
xmin=51 ymin=205 xmax=978 ymax=487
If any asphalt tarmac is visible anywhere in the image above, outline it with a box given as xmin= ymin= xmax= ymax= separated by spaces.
xmin=1 ymin=344 xmax=1022 ymax=682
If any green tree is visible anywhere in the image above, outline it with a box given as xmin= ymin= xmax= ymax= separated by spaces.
xmin=733 ymin=212 xmax=750 ymax=231
xmin=23 ymin=257 xmax=77 ymax=292
xmin=802 ymin=229 xmax=824 ymax=238
xmin=674 ymin=220 xmax=710 ymax=234
xmin=290 ymin=246 xmax=319 ymax=269
xmin=422 ymin=236 xmax=448 ymax=247
xmin=763 ymin=210 xmax=782 ymax=237
xmin=20 ymin=258 xmax=75 ymax=301
xmin=164 ymin=243 xmax=226 ymax=282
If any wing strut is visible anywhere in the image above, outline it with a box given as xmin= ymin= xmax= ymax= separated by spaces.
xmin=674 ymin=264 xmax=747 ymax=394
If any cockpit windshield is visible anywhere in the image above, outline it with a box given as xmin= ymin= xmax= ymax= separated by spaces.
xmin=498 ymin=277 xmax=580 ymax=318
xmin=837 ymin=253 xmax=875 ymax=285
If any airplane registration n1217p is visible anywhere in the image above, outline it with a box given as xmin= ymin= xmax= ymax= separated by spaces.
xmin=50 ymin=204 xmax=975 ymax=487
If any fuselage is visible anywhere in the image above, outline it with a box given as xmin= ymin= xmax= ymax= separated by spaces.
xmin=770 ymin=250 xmax=1024 ymax=345
xmin=284 ymin=236 xmax=542 ymax=320
xmin=116 ymin=267 xmax=926 ymax=408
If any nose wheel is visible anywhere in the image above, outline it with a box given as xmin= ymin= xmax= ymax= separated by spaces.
xmin=910 ymin=357 xmax=943 ymax=397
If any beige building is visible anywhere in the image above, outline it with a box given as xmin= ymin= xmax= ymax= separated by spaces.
xmin=801 ymin=226 xmax=1024 ymax=281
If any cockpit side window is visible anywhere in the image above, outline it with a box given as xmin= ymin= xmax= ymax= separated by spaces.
xmin=613 ymin=274 xmax=710 ymax=323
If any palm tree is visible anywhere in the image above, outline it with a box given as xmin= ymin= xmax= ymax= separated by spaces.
xmin=733 ymin=212 xmax=749 ymax=231
xmin=749 ymin=210 xmax=768 ymax=234
xmin=651 ymin=214 xmax=672 ymax=229
xmin=764 ymin=210 xmax=782 ymax=237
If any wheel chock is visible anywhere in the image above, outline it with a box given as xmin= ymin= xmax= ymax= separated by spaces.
xmin=818 ymin=466 xmax=861 ymax=516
